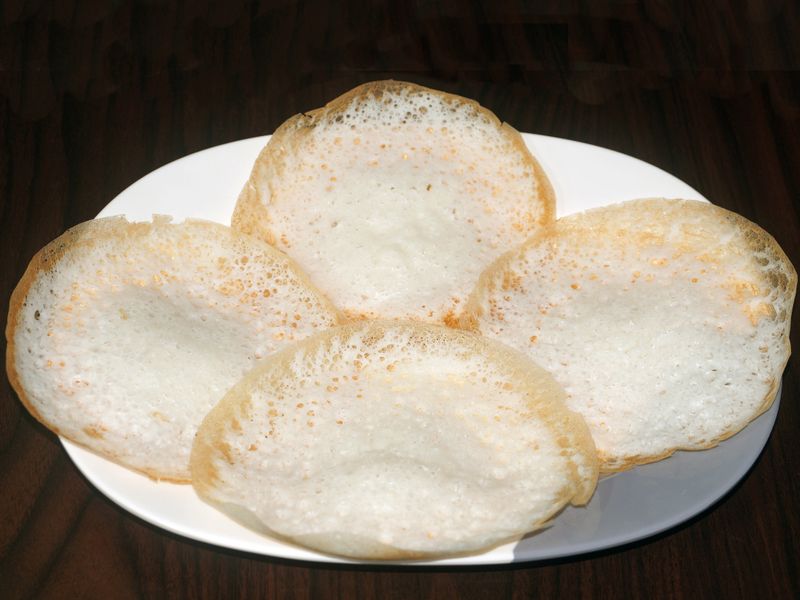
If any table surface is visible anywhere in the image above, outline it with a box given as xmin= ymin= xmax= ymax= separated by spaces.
xmin=1 ymin=2 xmax=798 ymax=598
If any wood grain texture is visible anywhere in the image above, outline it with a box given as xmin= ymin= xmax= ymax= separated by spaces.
xmin=1 ymin=1 xmax=798 ymax=598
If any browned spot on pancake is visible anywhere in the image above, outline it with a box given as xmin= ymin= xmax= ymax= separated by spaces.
xmin=218 ymin=441 xmax=234 ymax=464
xmin=83 ymin=425 xmax=105 ymax=439
xmin=501 ymin=269 xmax=522 ymax=291
xmin=443 ymin=310 xmax=459 ymax=328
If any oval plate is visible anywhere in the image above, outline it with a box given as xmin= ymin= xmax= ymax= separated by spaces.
xmin=61 ymin=134 xmax=780 ymax=565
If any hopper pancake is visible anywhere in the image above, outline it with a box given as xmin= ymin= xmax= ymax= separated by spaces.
xmin=6 ymin=216 xmax=341 ymax=481
xmin=191 ymin=321 xmax=597 ymax=559
xmin=463 ymin=199 xmax=796 ymax=471
xmin=232 ymin=80 xmax=555 ymax=324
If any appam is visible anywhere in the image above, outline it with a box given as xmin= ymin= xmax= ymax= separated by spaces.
xmin=6 ymin=216 xmax=341 ymax=481
xmin=463 ymin=199 xmax=796 ymax=471
xmin=232 ymin=80 xmax=555 ymax=324
xmin=191 ymin=320 xmax=597 ymax=559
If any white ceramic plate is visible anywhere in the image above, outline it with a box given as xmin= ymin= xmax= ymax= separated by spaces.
xmin=61 ymin=134 xmax=780 ymax=565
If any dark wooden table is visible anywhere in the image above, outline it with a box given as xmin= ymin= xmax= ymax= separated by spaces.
xmin=2 ymin=2 xmax=798 ymax=598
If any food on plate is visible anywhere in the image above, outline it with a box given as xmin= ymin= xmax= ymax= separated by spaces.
xmin=6 ymin=216 xmax=341 ymax=482
xmin=231 ymin=80 xmax=555 ymax=324
xmin=461 ymin=198 xmax=796 ymax=472
xmin=6 ymin=73 xmax=796 ymax=563
xmin=191 ymin=320 xmax=597 ymax=559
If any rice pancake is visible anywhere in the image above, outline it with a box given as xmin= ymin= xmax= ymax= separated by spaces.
xmin=232 ymin=80 xmax=555 ymax=324
xmin=191 ymin=320 xmax=597 ymax=559
xmin=6 ymin=216 xmax=341 ymax=482
xmin=463 ymin=199 xmax=796 ymax=471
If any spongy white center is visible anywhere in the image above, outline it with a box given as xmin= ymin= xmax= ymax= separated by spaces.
xmin=258 ymin=89 xmax=543 ymax=321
